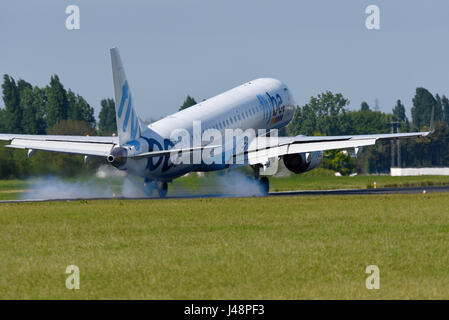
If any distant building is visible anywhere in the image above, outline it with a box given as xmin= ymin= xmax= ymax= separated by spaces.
xmin=391 ymin=168 xmax=449 ymax=176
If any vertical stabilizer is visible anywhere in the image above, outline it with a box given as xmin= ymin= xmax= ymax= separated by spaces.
xmin=110 ymin=47 xmax=142 ymax=145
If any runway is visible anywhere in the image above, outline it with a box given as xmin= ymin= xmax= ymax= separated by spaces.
xmin=1 ymin=184 xmax=449 ymax=203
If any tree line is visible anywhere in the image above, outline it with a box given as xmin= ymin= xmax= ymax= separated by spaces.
xmin=0 ymin=74 xmax=117 ymax=136
xmin=0 ymin=73 xmax=448 ymax=178
xmin=0 ymin=74 xmax=117 ymax=178
xmin=287 ymin=88 xmax=449 ymax=174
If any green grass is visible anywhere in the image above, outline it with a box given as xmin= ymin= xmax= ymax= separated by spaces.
xmin=269 ymin=174 xmax=449 ymax=191
xmin=1 ymin=193 xmax=449 ymax=299
xmin=0 ymin=180 xmax=27 ymax=191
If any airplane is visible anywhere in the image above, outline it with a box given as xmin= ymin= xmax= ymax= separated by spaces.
xmin=0 ymin=48 xmax=431 ymax=197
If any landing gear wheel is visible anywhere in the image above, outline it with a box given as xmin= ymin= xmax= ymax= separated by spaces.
xmin=260 ymin=176 xmax=269 ymax=195
xmin=143 ymin=179 xmax=155 ymax=197
xmin=157 ymin=181 xmax=168 ymax=198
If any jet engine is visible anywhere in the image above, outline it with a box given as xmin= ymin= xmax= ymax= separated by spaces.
xmin=107 ymin=147 xmax=128 ymax=168
xmin=282 ymin=151 xmax=323 ymax=174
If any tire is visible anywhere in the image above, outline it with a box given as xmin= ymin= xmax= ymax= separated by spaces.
xmin=260 ymin=177 xmax=269 ymax=195
xmin=143 ymin=180 xmax=155 ymax=197
xmin=157 ymin=181 xmax=168 ymax=198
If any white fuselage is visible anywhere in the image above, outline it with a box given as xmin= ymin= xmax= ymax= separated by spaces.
xmin=122 ymin=78 xmax=296 ymax=180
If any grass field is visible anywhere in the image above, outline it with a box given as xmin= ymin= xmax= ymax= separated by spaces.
xmin=1 ymin=193 xmax=449 ymax=299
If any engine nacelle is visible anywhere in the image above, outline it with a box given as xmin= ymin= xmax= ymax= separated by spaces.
xmin=107 ymin=147 xmax=128 ymax=169
xmin=282 ymin=151 xmax=323 ymax=174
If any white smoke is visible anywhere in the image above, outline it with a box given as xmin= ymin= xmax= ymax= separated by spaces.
xmin=21 ymin=164 xmax=126 ymax=200
xmin=95 ymin=164 xmax=127 ymax=178
xmin=121 ymin=176 xmax=146 ymax=198
xmin=215 ymin=169 xmax=265 ymax=197
xmin=21 ymin=176 xmax=117 ymax=200
xmin=20 ymin=164 xmax=269 ymax=200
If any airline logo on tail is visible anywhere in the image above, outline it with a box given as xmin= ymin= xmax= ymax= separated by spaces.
xmin=118 ymin=80 xmax=140 ymax=141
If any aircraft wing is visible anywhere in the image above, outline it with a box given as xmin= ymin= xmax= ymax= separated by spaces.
xmin=124 ymin=130 xmax=430 ymax=166
xmin=0 ymin=134 xmax=118 ymax=157
xmin=0 ymin=131 xmax=430 ymax=164
xmin=240 ymin=131 xmax=431 ymax=165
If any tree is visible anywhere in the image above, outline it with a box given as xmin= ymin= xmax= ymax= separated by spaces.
xmin=1 ymin=75 xmax=22 ymax=133
xmin=411 ymin=87 xmax=438 ymax=130
xmin=288 ymin=91 xmax=350 ymax=136
xmin=392 ymin=99 xmax=406 ymax=122
xmin=361 ymin=101 xmax=370 ymax=112
xmin=45 ymin=75 xmax=68 ymax=129
xmin=442 ymin=95 xmax=449 ymax=125
xmin=435 ymin=94 xmax=444 ymax=124
xmin=67 ymin=90 xmax=96 ymax=127
xmin=20 ymin=86 xmax=45 ymax=134
xmin=0 ymin=110 xmax=7 ymax=133
xmin=179 ymin=95 xmax=197 ymax=111
xmin=46 ymin=119 xmax=96 ymax=136
xmin=66 ymin=90 xmax=79 ymax=121
xmin=98 ymin=98 xmax=117 ymax=135
xmin=345 ymin=110 xmax=390 ymax=134
xmin=321 ymin=149 xmax=356 ymax=175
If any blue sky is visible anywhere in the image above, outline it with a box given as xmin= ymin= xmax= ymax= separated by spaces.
xmin=1 ymin=0 xmax=449 ymax=121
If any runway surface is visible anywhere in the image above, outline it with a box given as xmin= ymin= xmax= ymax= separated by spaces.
xmin=1 ymin=184 xmax=449 ymax=203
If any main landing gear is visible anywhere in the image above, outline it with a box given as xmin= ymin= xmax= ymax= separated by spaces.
xmin=143 ymin=179 xmax=168 ymax=198
xmin=157 ymin=181 xmax=168 ymax=198
xmin=252 ymin=165 xmax=270 ymax=195
xmin=259 ymin=176 xmax=269 ymax=195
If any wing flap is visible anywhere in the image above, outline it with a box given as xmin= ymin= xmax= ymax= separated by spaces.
xmin=287 ymin=138 xmax=377 ymax=154
xmin=278 ymin=131 xmax=429 ymax=146
xmin=245 ymin=139 xmax=377 ymax=165
xmin=244 ymin=131 xmax=429 ymax=165
xmin=6 ymin=138 xmax=114 ymax=156
xmin=0 ymin=134 xmax=119 ymax=144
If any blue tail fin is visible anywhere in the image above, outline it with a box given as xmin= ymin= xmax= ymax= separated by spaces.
xmin=110 ymin=47 xmax=142 ymax=145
